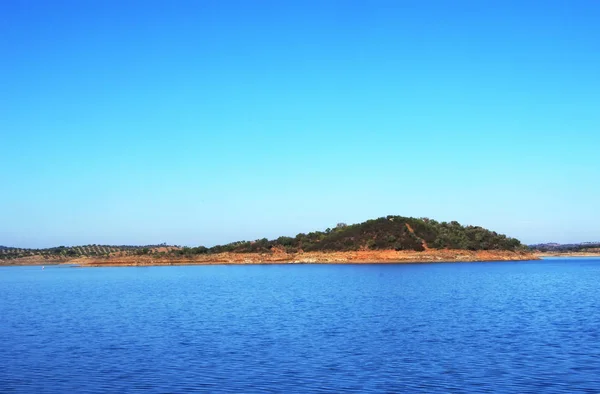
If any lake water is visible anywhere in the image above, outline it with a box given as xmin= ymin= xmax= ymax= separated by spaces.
xmin=1 ymin=258 xmax=599 ymax=393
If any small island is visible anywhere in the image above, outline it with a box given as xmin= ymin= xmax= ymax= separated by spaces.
xmin=1 ymin=216 xmax=537 ymax=266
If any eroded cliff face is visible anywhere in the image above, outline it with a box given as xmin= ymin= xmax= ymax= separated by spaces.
xmin=62 ymin=249 xmax=537 ymax=267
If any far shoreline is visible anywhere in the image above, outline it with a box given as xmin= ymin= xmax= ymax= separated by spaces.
xmin=4 ymin=253 xmax=595 ymax=268
xmin=537 ymin=253 xmax=600 ymax=258
xmin=1 ymin=249 xmax=539 ymax=267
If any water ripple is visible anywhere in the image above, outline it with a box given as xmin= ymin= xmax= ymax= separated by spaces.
xmin=1 ymin=259 xmax=600 ymax=393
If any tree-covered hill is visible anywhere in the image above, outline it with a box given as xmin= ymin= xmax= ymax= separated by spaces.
xmin=1 ymin=216 xmax=527 ymax=260
xmin=203 ymin=216 xmax=524 ymax=254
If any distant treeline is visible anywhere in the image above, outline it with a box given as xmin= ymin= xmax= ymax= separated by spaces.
xmin=0 ymin=244 xmax=171 ymax=260
xmin=529 ymin=242 xmax=600 ymax=252
xmin=1 ymin=216 xmax=527 ymax=260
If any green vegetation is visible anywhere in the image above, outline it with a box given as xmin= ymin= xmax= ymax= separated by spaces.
xmin=204 ymin=216 xmax=525 ymax=254
xmin=530 ymin=242 xmax=600 ymax=253
xmin=0 ymin=216 xmax=527 ymax=261
xmin=0 ymin=244 xmax=169 ymax=260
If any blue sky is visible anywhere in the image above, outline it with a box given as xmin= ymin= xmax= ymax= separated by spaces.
xmin=1 ymin=1 xmax=598 ymax=247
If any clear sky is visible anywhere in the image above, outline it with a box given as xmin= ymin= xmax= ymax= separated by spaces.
xmin=1 ymin=1 xmax=598 ymax=248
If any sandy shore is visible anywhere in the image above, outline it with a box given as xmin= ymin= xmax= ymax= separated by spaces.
xmin=1 ymin=250 xmax=540 ymax=267
xmin=535 ymin=252 xmax=600 ymax=258
xmin=56 ymin=249 xmax=538 ymax=267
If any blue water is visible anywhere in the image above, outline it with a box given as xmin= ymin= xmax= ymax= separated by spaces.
xmin=1 ymin=258 xmax=600 ymax=393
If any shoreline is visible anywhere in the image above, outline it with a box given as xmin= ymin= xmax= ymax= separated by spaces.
xmin=535 ymin=252 xmax=600 ymax=258
xmin=1 ymin=249 xmax=538 ymax=267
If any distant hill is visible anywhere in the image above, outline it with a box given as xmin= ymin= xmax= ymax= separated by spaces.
xmin=529 ymin=242 xmax=600 ymax=253
xmin=0 ymin=244 xmax=172 ymax=260
xmin=1 ymin=216 xmax=527 ymax=261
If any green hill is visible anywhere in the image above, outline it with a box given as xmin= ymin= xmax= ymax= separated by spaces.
xmin=202 ymin=216 xmax=525 ymax=254
xmin=1 ymin=216 xmax=526 ymax=260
